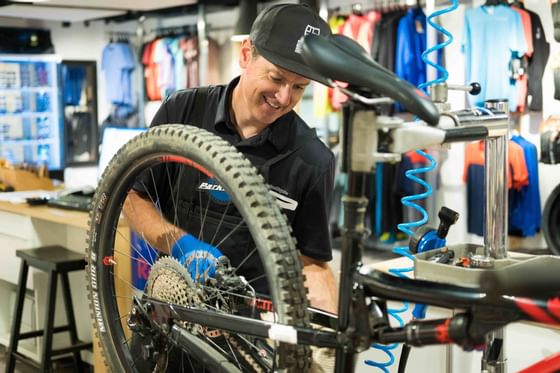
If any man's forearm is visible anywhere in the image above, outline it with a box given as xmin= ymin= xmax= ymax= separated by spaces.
xmin=123 ymin=191 xmax=185 ymax=254
xmin=301 ymin=256 xmax=338 ymax=314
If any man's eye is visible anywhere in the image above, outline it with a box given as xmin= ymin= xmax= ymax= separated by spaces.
xmin=270 ymin=76 xmax=282 ymax=82
xmin=294 ymin=85 xmax=305 ymax=91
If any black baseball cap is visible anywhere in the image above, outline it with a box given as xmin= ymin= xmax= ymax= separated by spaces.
xmin=250 ymin=3 xmax=332 ymax=85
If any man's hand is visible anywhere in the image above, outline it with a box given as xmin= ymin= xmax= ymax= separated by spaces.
xmin=301 ymin=256 xmax=338 ymax=314
xmin=172 ymin=234 xmax=224 ymax=282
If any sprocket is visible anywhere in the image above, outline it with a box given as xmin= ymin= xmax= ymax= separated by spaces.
xmin=145 ymin=256 xmax=204 ymax=309
xmin=144 ymin=256 xmax=267 ymax=372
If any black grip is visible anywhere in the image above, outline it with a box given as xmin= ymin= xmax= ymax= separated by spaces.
xmin=444 ymin=126 xmax=488 ymax=143
xmin=469 ymin=82 xmax=481 ymax=95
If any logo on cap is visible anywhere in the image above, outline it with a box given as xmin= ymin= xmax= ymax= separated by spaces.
xmin=294 ymin=25 xmax=321 ymax=54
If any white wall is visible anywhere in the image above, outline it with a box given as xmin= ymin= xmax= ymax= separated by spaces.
xmin=0 ymin=6 xmax=243 ymax=187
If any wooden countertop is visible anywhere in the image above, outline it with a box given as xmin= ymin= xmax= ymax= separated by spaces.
xmin=0 ymin=200 xmax=90 ymax=229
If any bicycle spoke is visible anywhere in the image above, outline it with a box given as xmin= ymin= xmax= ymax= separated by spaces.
xmin=213 ymin=219 xmax=245 ymax=249
xmin=201 ymin=274 xmax=267 ymax=305
xmin=224 ymin=336 xmax=243 ymax=371
xmin=235 ymin=246 xmax=258 ymax=273
xmin=209 ymin=201 xmax=232 ymax=247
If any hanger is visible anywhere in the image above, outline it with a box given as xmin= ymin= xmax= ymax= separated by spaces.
xmin=351 ymin=3 xmax=363 ymax=16
xmin=485 ymin=0 xmax=509 ymax=5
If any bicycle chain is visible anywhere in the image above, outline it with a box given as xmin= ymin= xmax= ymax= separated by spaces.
xmin=223 ymin=331 xmax=264 ymax=373
xmin=146 ymin=257 xmax=264 ymax=372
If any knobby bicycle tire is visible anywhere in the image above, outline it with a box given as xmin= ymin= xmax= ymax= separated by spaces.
xmin=85 ymin=124 xmax=311 ymax=372
xmin=543 ymin=183 xmax=560 ymax=255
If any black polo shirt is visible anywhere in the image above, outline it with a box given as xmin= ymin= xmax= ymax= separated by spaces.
xmin=148 ymin=77 xmax=334 ymax=264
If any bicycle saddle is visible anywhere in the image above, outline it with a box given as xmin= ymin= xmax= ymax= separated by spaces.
xmin=301 ymin=34 xmax=440 ymax=126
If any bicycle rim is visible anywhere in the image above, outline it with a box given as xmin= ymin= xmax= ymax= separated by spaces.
xmin=86 ymin=124 xmax=311 ymax=372
xmin=543 ymin=183 xmax=560 ymax=255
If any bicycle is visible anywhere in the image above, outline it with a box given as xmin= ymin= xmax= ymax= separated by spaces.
xmin=85 ymin=33 xmax=560 ymax=373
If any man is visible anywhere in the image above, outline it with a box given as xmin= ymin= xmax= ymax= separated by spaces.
xmin=125 ymin=3 xmax=337 ymax=314
xmin=125 ymin=3 xmax=338 ymax=371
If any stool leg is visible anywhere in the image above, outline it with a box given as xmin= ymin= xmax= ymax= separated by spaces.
xmin=60 ymin=272 xmax=83 ymax=371
xmin=5 ymin=261 xmax=29 ymax=373
xmin=40 ymin=271 xmax=57 ymax=373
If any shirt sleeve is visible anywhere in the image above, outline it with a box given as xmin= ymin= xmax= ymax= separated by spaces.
xmin=150 ymin=95 xmax=171 ymax=127
xmin=292 ymin=155 xmax=336 ymax=262
xmin=463 ymin=142 xmax=473 ymax=183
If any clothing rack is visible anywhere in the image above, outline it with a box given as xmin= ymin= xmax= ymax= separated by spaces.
xmin=328 ymin=0 xmax=423 ymax=15
xmin=106 ymin=31 xmax=136 ymax=43
xmin=150 ymin=24 xmax=198 ymax=38
xmin=484 ymin=0 xmax=509 ymax=5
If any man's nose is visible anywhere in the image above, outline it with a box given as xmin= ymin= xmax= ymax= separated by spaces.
xmin=275 ymin=85 xmax=291 ymax=106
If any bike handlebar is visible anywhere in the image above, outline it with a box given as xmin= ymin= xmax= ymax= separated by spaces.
xmin=301 ymin=34 xmax=440 ymax=126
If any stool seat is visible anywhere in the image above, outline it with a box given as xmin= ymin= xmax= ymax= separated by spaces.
xmin=6 ymin=245 xmax=92 ymax=373
xmin=16 ymin=245 xmax=86 ymax=272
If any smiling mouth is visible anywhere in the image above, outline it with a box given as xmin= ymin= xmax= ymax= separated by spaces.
xmin=263 ymin=96 xmax=280 ymax=110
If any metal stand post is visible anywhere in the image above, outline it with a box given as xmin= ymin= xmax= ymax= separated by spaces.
xmin=481 ymin=99 xmax=510 ymax=373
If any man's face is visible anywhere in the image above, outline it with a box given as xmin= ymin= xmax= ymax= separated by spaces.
xmin=236 ymin=40 xmax=310 ymax=127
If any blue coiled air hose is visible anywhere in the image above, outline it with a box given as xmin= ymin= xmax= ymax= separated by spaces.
xmin=365 ymin=1 xmax=459 ymax=371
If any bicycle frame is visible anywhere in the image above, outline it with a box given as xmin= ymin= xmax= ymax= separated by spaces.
xmin=132 ymin=99 xmax=560 ymax=373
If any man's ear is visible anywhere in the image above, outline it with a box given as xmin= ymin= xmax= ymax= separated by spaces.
xmin=239 ymin=39 xmax=252 ymax=69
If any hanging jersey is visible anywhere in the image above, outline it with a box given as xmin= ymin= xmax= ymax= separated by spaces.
xmin=395 ymin=8 xmax=428 ymax=89
xmin=463 ymin=141 xmax=528 ymax=235
xmin=511 ymin=6 xmax=533 ymax=112
xmin=101 ymin=42 xmax=135 ymax=106
xmin=527 ymin=9 xmax=550 ymax=111
xmin=462 ymin=5 xmax=527 ymax=111
xmin=510 ymin=135 xmax=541 ymax=237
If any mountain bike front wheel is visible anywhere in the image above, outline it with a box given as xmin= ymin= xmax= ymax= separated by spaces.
xmin=86 ymin=124 xmax=311 ymax=372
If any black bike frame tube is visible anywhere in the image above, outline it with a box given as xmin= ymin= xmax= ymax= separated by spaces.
xmin=335 ymin=171 xmax=369 ymax=373
xmin=145 ymin=298 xmax=340 ymax=348
xmin=357 ymin=269 xmax=560 ymax=327
xmin=170 ymin=324 xmax=243 ymax=373
xmin=357 ymin=268 xmax=485 ymax=308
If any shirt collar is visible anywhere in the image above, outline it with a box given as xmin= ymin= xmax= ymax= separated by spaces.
xmin=214 ymin=76 xmax=294 ymax=151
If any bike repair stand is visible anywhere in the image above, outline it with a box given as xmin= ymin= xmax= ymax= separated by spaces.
xmin=414 ymin=90 xmax=512 ymax=373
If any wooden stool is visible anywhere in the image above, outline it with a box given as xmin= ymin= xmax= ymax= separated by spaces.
xmin=5 ymin=245 xmax=93 ymax=372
